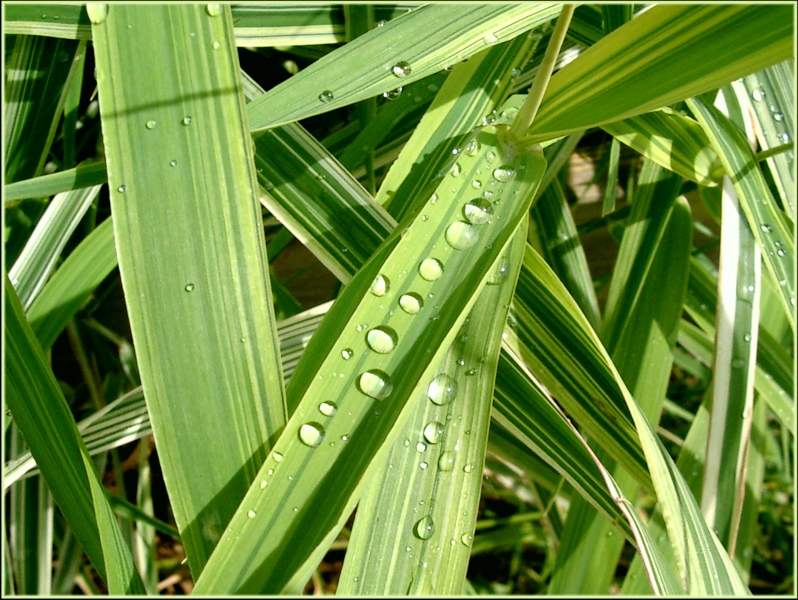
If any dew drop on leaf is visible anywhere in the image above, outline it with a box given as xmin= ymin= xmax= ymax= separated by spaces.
xmin=399 ymin=293 xmax=423 ymax=314
xmin=463 ymin=198 xmax=493 ymax=224
xmin=206 ymin=3 xmax=222 ymax=16
xmin=392 ymin=61 xmax=411 ymax=78
xmin=423 ymin=421 xmax=444 ymax=444
xmin=492 ymin=165 xmax=516 ymax=182
xmin=445 ymin=221 xmax=480 ymax=250
xmin=319 ymin=90 xmax=334 ymax=103
xmin=418 ymin=258 xmax=444 ymax=281
xmin=370 ymin=274 xmax=390 ymax=297
xmin=299 ymin=422 xmax=325 ymax=447
xmin=357 ymin=370 xmax=393 ymax=400
xmin=366 ymin=326 xmax=398 ymax=354
xmin=341 ymin=348 xmax=353 ymax=360
xmin=319 ymin=401 xmax=337 ymax=416
xmin=414 ymin=516 xmax=434 ymax=539
xmin=438 ymin=451 xmax=455 ymax=471
xmin=87 ymin=3 xmax=109 ymax=24
xmin=428 ymin=374 xmax=457 ymax=405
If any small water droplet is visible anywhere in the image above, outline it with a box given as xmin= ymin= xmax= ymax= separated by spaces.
xmin=492 ymin=165 xmax=516 ymax=182
xmin=341 ymin=348 xmax=353 ymax=360
xmin=366 ymin=326 xmax=398 ymax=354
xmin=761 ymin=224 xmax=772 ymax=232
xmin=392 ymin=61 xmax=411 ymax=78
xmin=773 ymin=112 xmax=784 ymax=121
xmin=170 ymin=160 xmax=177 ymax=167
xmin=414 ymin=516 xmax=434 ymax=539
xmin=341 ymin=434 xmax=349 ymax=441
xmin=399 ymin=293 xmax=423 ymax=314
xmin=416 ymin=442 xmax=427 ymax=452
xmin=510 ymin=67 xmax=521 ymax=78
xmin=247 ymin=509 xmax=257 ymax=518
xmin=445 ymin=221 xmax=480 ymax=250
xmin=471 ymin=180 xmax=482 ymax=190
xmin=419 ymin=461 xmax=428 ymax=470
xmin=485 ymin=150 xmax=497 ymax=164
xmin=463 ymin=198 xmax=493 ymax=224
xmin=423 ymin=421 xmax=444 ymax=444
xmin=428 ymin=374 xmax=457 ymax=405
xmin=383 ymin=87 xmax=402 ymax=100
xmin=370 ymin=274 xmax=390 ymax=296
xmin=117 ymin=185 xmax=127 ymax=193
xmin=744 ymin=333 xmax=752 ymax=342
xmin=429 ymin=193 xmax=439 ymax=204
xmin=87 ymin=3 xmax=109 ymax=24
xmin=483 ymin=32 xmax=499 ymax=44
xmin=273 ymin=452 xmax=283 ymax=462
xmin=145 ymin=120 xmax=157 ymax=130
xmin=465 ymin=139 xmax=481 ymax=156
xmin=206 ymin=3 xmax=222 ymax=16
xmin=299 ymin=422 xmax=325 ymax=447
xmin=463 ymin=463 xmax=473 ymax=473
xmin=185 ymin=283 xmax=195 ymax=292
xmin=419 ymin=258 xmax=444 ymax=281
xmin=779 ymin=132 xmax=791 ymax=143
xmin=319 ymin=90 xmax=334 ymax=103
xmin=461 ymin=533 xmax=473 ymax=546
xmin=751 ymin=88 xmax=766 ymax=102
xmin=357 ymin=370 xmax=393 ymax=400
xmin=319 ymin=401 xmax=337 ymax=417
xmin=376 ymin=20 xmax=387 ymax=27
xmin=182 ymin=116 xmax=193 ymax=126
xmin=212 ymin=41 xmax=221 ymax=50
xmin=776 ymin=248 xmax=786 ymax=257
xmin=438 ymin=451 xmax=455 ymax=471
xmin=450 ymin=162 xmax=462 ymax=177
xmin=260 ymin=480 xmax=268 ymax=489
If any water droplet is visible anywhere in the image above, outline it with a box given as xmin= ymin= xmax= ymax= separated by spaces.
xmin=383 ymin=87 xmax=402 ymax=100
xmin=419 ymin=462 xmax=428 ymax=470
xmin=273 ymin=452 xmax=283 ymax=462
xmin=319 ymin=401 xmax=337 ymax=417
xmin=483 ymin=32 xmax=499 ymax=44
xmin=465 ymin=139 xmax=481 ymax=156
xmin=510 ymin=67 xmax=521 ymax=78
xmin=366 ymin=326 xmax=398 ymax=354
xmin=428 ymin=374 xmax=457 ymax=405
xmin=485 ymin=150 xmax=497 ymax=164
xmin=247 ymin=509 xmax=257 ymax=518
xmin=341 ymin=348 xmax=353 ymax=360
xmin=470 ymin=180 xmax=483 ymax=191
xmin=463 ymin=198 xmax=493 ymax=224
xmin=461 ymin=533 xmax=473 ymax=546
xmin=463 ymin=463 xmax=473 ymax=473
xmin=185 ymin=283 xmax=195 ymax=292
xmin=299 ymin=422 xmax=325 ymax=447
xmin=117 ymin=185 xmax=127 ymax=193
xmin=399 ymin=293 xmax=423 ymax=314
xmin=341 ymin=434 xmax=349 ymax=441
xmin=182 ymin=116 xmax=192 ymax=126
xmin=445 ymin=221 xmax=480 ymax=250
xmin=438 ymin=451 xmax=455 ymax=471
xmin=376 ymin=20 xmax=387 ymax=27
xmin=260 ymin=480 xmax=267 ymax=489
xmin=450 ymin=162 xmax=462 ymax=177
xmin=779 ymin=132 xmax=791 ymax=143
xmin=416 ymin=442 xmax=427 ymax=452
xmin=170 ymin=160 xmax=177 ymax=167
xmin=773 ymin=112 xmax=784 ymax=121
xmin=419 ymin=258 xmax=444 ymax=281
xmin=751 ymin=88 xmax=766 ymax=102
xmin=206 ymin=3 xmax=222 ymax=16
xmin=761 ymin=224 xmax=772 ymax=232
xmin=776 ymin=248 xmax=785 ymax=257
xmin=212 ymin=41 xmax=221 ymax=50
xmin=487 ymin=256 xmax=510 ymax=285
xmin=423 ymin=421 xmax=444 ymax=444
xmin=403 ymin=439 xmax=411 ymax=447
xmin=87 ymin=3 xmax=109 ymax=24
xmin=392 ymin=61 xmax=411 ymax=78
xmin=240 ymin=337 xmax=246 ymax=343
xmin=415 ymin=516 xmax=434 ymax=539
xmin=429 ymin=193 xmax=439 ymax=204
xmin=319 ymin=90 xmax=334 ymax=103
xmin=370 ymin=274 xmax=390 ymax=296
xmin=357 ymin=370 xmax=393 ymax=400
xmin=744 ymin=333 xmax=752 ymax=342
xmin=145 ymin=120 xmax=157 ymax=130
xmin=492 ymin=165 xmax=516 ymax=182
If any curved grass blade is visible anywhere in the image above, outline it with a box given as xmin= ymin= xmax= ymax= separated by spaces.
xmin=246 ymin=4 xmax=562 ymax=130
xmin=89 ymin=3 xmax=286 ymax=575
xmin=687 ymin=96 xmax=794 ymax=331
xmin=603 ymin=108 xmax=722 ymax=187
xmin=9 ymin=186 xmax=101 ymax=311
xmin=5 ymin=275 xmax=146 ymax=594
xmin=522 ymin=4 xmax=794 ymax=144
xmin=192 ymin=126 xmax=547 ymax=593
xmin=4 ymin=161 xmax=108 ymax=205
xmin=338 ymin=224 xmax=527 ymax=595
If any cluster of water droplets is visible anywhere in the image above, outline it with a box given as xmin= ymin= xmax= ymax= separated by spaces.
xmin=750 ymin=85 xmax=793 ymax=163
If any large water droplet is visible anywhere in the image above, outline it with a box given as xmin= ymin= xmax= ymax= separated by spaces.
xmin=370 ymin=274 xmax=390 ymax=296
xmin=461 ymin=533 xmax=473 ymax=546
xmin=299 ymin=422 xmax=325 ymax=447
xmin=87 ymin=3 xmax=109 ymax=24
xmin=319 ymin=90 xmax=334 ymax=103
xmin=423 ymin=421 xmax=444 ymax=444
xmin=357 ymin=370 xmax=393 ymax=400
xmin=415 ymin=516 xmax=434 ymax=539
xmin=399 ymin=293 xmax=423 ymax=314
xmin=487 ymin=255 xmax=510 ymax=285
xmin=206 ymin=3 xmax=222 ymax=16
xmin=428 ymin=374 xmax=457 ymax=405
xmin=438 ymin=451 xmax=455 ymax=471
xmin=319 ymin=401 xmax=337 ymax=417
xmin=445 ymin=221 xmax=480 ymax=250
xmin=366 ymin=326 xmax=398 ymax=354
xmin=392 ymin=61 xmax=411 ymax=78
xmin=463 ymin=198 xmax=493 ymax=224
xmin=492 ymin=165 xmax=516 ymax=182
xmin=419 ymin=258 xmax=444 ymax=281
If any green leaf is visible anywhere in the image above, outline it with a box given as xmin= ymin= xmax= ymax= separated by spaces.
xmin=5 ymin=274 xmax=146 ymax=594
xmin=246 ymin=4 xmax=562 ymax=130
xmin=523 ymin=4 xmax=794 ymax=143
xmin=3 ymin=161 xmax=108 ymax=204
xmin=89 ymin=4 xmax=286 ymax=575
